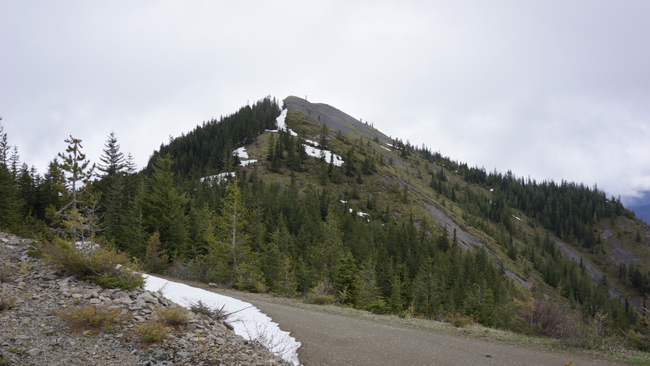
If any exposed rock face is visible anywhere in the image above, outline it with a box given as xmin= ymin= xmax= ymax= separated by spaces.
xmin=0 ymin=232 xmax=293 ymax=366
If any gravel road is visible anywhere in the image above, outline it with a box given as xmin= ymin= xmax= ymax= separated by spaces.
xmin=207 ymin=288 xmax=624 ymax=366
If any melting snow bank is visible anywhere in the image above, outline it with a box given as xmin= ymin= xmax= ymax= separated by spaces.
xmin=201 ymin=172 xmax=234 ymax=184
xmin=143 ymin=274 xmax=301 ymax=365
xmin=233 ymin=146 xmax=257 ymax=167
xmin=304 ymin=145 xmax=343 ymax=166
xmin=267 ymin=109 xmax=289 ymax=132
xmin=234 ymin=146 xmax=249 ymax=159
xmin=241 ymin=159 xmax=258 ymax=167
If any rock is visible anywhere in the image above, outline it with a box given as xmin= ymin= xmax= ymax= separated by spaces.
xmin=27 ymin=348 xmax=41 ymax=356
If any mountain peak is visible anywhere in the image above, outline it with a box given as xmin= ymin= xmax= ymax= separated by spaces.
xmin=284 ymin=96 xmax=390 ymax=143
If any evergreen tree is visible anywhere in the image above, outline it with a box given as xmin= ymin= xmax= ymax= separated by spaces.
xmin=96 ymin=132 xmax=128 ymax=247
xmin=142 ymin=155 xmax=188 ymax=255
xmin=335 ymin=252 xmax=361 ymax=306
xmin=206 ymin=178 xmax=250 ymax=283
xmin=0 ymin=162 xmax=22 ymax=231
xmin=0 ymin=119 xmax=9 ymax=165
xmin=0 ymin=120 xmax=23 ymax=231
xmin=52 ymin=136 xmax=99 ymax=244
xmin=318 ymin=207 xmax=344 ymax=281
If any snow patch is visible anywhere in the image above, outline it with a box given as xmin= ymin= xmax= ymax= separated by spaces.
xmin=304 ymin=146 xmax=343 ymax=166
xmin=240 ymin=159 xmax=257 ymax=167
xmin=144 ymin=274 xmax=301 ymax=365
xmin=349 ymin=208 xmax=369 ymax=217
xmin=233 ymin=146 xmax=249 ymax=159
xmin=201 ymin=172 xmax=234 ymax=184
xmin=512 ymin=215 xmax=523 ymax=221
xmin=266 ymin=109 xmax=288 ymax=132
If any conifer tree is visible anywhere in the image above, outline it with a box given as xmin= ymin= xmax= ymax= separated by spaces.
xmin=97 ymin=132 xmax=127 ymax=246
xmin=318 ymin=207 xmax=343 ymax=280
xmin=52 ymin=136 xmax=99 ymax=244
xmin=0 ymin=120 xmax=23 ymax=231
xmin=142 ymin=155 xmax=188 ymax=255
xmin=0 ymin=118 xmax=9 ymax=165
xmin=206 ymin=178 xmax=250 ymax=283
xmin=335 ymin=252 xmax=361 ymax=306
xmin=0 ymin=161 xmax=22 ymax=231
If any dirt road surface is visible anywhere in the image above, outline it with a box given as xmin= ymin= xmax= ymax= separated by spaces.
xmin=207 ymin=288 xmax=624 ymax=366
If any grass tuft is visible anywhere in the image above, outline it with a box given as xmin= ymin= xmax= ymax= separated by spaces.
xmin=57 ymin=303 xmax=130 ymax=331
xmin=134 ymin=320 xmax=171 ymax=342
xmin=155 ymin=305 xmax=190 ymax=326
xmin=0 ymin=294 xmax=16 ymax=311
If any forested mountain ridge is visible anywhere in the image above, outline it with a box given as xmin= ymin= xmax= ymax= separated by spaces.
xmin=278 ymin=96 xmax=650 ymax=306
xmin=3 ymin=98 xmax=650 ymax=350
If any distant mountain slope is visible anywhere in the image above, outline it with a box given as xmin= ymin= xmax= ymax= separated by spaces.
xmin=632 ymin=204 xmax=650 ymax=225
xmin=281 ymin=96 xmax=649 ymax=307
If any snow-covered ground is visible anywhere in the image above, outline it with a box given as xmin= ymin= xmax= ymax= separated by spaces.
xmin=233 ymin=146 xmax=257 ymax=167
xmin=144 ymin=274 xmax=300 ymax=365
xmin=240 ymin=159 xmax=257 ymax=167
xmin=200 ymin=172 xmax=234 ymax=184
xmin=303 ymin=145 xmax=343 ymax=166
xmin=266 ymin=109 xmax=288 ymax=133
xmin=233 ymin=146 xmax=249 ymax=159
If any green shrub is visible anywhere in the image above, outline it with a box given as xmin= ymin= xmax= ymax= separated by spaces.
xmin=306 ymin=281 xmax=335 ymax=305
xmin=308 ymin=294 xmax=335 ymax=305
xmin=364 ymin=298 xmax=390 ymax=314
xmin=0 ymin=294 xmax=16 ymax=311
xmin=42 ymin=237 xmax=144 ymax=290
xmin=155 ymin=305 xmax=190 ymax=326
xmin=134 ymin=320 xmax=170 ymax=342
xmin=447 ymin=312 xmax=473 ymax=328
xmin=57 ymin=303 xmax=130 ymax=331
xmin=0 ymin=263 xmax=17 ymax=282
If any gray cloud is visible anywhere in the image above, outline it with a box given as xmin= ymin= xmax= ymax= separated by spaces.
xmin=1 ymin=0 xmax=649 ymax=204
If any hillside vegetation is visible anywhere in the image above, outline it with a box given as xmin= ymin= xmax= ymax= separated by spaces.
xmin=2 ymin=97 xmax=650 ymax=353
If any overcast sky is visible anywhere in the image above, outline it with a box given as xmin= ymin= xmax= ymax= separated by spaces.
xmin=1 ymin=1 xmax=649 ymax=206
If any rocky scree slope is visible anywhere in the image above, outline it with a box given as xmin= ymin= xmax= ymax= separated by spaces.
xmin=0 ymin=232 xmax=291 ymax=366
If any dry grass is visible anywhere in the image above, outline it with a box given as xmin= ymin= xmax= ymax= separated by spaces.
xmin=57 ymin=303 xmax=130 ymax=331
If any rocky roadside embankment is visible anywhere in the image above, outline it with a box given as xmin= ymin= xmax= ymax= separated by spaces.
xmin=0 ymin=232 xmax=292 ymax=366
